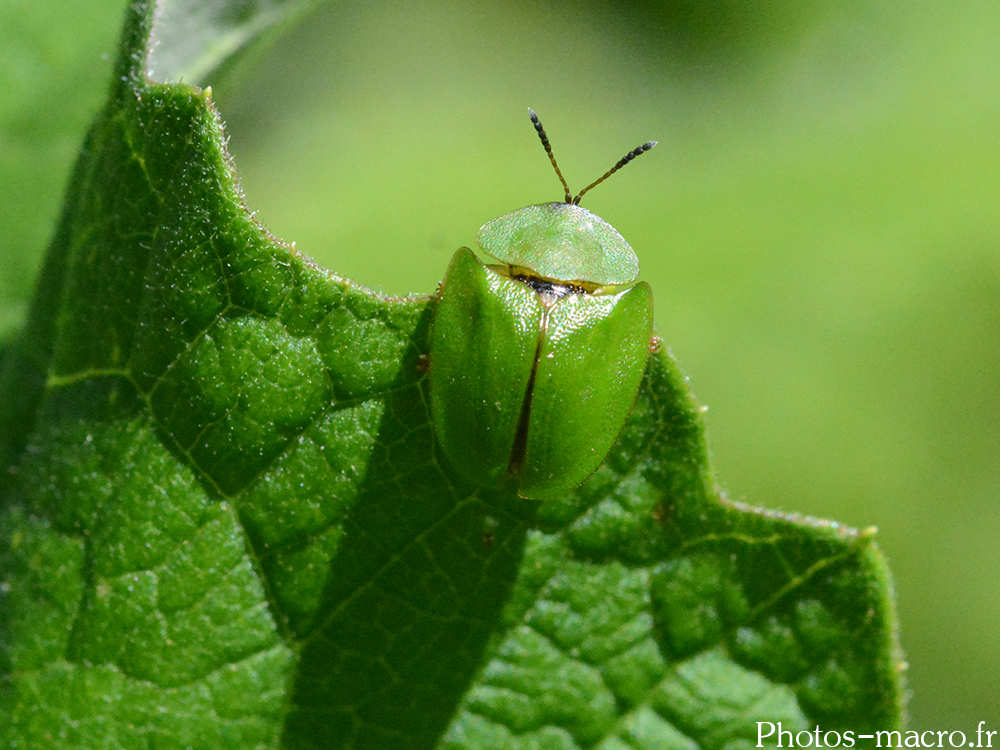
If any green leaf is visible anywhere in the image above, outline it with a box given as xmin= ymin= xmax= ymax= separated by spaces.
xmin=146 ymin=0 xmax=318 ymax=85
xmin=0 ymin=1 xmax=905 ymax=748
xmin=0 ymin=0 xmax=125 ymax=338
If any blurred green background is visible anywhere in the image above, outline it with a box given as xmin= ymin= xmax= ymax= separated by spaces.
xmin=3 ymin=0 xmax=998 ymax=733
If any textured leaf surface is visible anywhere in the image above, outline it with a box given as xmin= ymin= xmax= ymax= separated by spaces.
xmin=0 ymin=2 xmax=904 ymax=748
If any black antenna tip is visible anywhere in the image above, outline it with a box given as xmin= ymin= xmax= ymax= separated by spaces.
xmin=528 ymin=108 xmax=543 ymax=133
xmin=622 ymin=142 xmax=657 ymax=163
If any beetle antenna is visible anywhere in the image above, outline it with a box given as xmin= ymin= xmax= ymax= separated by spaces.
xmin=573 ymin=140 xmax=658 ymax=205
xmin=528 ymin=108 xmax=573 ymax=204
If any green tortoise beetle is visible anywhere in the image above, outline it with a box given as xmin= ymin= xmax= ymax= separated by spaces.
xmin=431 ymin=109 xmax=657 ymax=500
